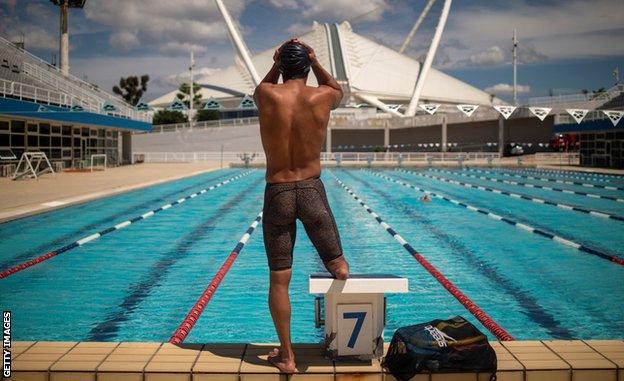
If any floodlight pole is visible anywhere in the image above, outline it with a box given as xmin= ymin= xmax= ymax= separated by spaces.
xmin=404 ymin=0 xmax=452 ymax=117
xmin=215 ymin=0 xmax=261 ymax=87
xmin=399 ymin=0 xmax=437 ymax=54
xmin=512 ymin=29 xmax=518 ymax=106
xmin=59 ymin=1 xmax=69 ymax=75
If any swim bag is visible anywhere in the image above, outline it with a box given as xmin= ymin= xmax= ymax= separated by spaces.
xmin=382 ymin=316 xmax=497 ymax=381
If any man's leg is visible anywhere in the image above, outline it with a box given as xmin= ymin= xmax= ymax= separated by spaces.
xmin=299 ymin=180 xmax=350 ymax=279
xmin=268 ymin=268 xmax=296 ymax=373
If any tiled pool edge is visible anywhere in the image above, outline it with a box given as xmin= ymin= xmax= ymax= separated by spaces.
xmin=5 ymin=340 xmax=623 ymax=381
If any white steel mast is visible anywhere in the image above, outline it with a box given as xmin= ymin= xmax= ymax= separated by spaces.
xmin=214 ymin=0 xmax=261 ymax=87
xmin=399 ymin=0 xmax=437 ymax=54
xmin=405 ymin=0 xmax=452 ymax=117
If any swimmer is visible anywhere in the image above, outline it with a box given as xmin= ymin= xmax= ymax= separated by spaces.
xmin=421 ymin=194 xmax=432 ymax=202
xmin=254 ymin=39 xmax=350 ymax=374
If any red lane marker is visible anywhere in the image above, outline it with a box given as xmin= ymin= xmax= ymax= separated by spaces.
xmin=170 ymin=213 xmax=262 ymax=344
xmin=169 ymin=250 xmax=239 ymax=344
xmin=0 ymin=251 xmax=57 ymax=279
xmin=410 ymin=250 xmax=514 ymax=341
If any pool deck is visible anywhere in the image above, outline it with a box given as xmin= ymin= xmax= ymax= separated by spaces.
xmin=5 ymin=340 xmax=623 ymax=381
xmin=0 ymin=163 xmax=221 ymax=224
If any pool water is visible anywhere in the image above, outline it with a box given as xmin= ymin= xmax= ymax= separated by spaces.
xmin=1 ymin=167 xmax=622 ymax=343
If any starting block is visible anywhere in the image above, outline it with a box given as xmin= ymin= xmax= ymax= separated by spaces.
xmin=309 ymin=274 xmax=408 ymax=360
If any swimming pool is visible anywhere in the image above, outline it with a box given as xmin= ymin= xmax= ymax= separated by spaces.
xmin=1 ymin=167 xmax=622 ymax=343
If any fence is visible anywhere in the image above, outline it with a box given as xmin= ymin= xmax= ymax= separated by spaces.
xmin=534 ymin=152 xmax=580 ymax=165
xmin=134 ymin=151 xmax=501 ymax=164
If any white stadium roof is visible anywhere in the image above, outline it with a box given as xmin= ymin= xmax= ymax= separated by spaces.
xmin=150 ymin=21 xmax=503 ymax=109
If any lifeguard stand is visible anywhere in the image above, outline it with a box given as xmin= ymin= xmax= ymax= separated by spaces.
xmin=309 ymin=274 xmax=408 ymax=360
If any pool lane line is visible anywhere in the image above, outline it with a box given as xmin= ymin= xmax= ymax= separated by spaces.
xmin=501 ymin=168 xmax=611 ymax=183
xmin=0 ymin=170 xmax=240 ymax=271
xmin=398 ymin=169 xmax=624 ymax=223
xmin=170 ymin=212 xmax=263 ymax=344
xmin=429 ymin=168 xmax=624 ymax=203
xmin=0 ymin=170 xmax=255 ymax=280
xmin=329 ymin=170 xmax=515 ymax=341
xmin=348 ymin=170 xmax=577 ymax=338
xmin=366 ymin=170 xmax=624 ymax=267
xmin=519 ymin=167 xmax=624 ymax=180
xmin=87 ymin=177 xmax=265 ymax=341
xmin=466 ymin=167 xmax=624 ymax=192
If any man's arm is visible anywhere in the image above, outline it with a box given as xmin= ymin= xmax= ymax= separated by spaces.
xmin=253 ymin=40 xmax=293 ymax=103
xmin=297 ymin=40 xmax=343 ymax=109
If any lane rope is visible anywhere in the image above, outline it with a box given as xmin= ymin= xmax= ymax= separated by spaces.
xmin=329 ymin=170 xmax=515 ymax=341
xmin=365 ymin=169 xmax=624 ymax=266
xmin=501 ymin=168 xmax=615 ymax=183
xmin=398 ymin=169 xmax=624 ymax=223
xmin=0 ymin=170 xmax=254 ymax=280
xmin=429 ymin=168 xmax=624 ymax=203
xmin=518 ymin=167 xmax=624 ymax=180
xmin=170 ymin=212 xmax=263 ymax=344
xmin=466 ymin=167 xmax=624 ymax=192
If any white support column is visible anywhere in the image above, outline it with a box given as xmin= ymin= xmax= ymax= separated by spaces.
xmin=384 ymin=124 xmax=390 ymax=149
xmin=355 ymin=94 xmax=403 ymax=117
xmin=215 ymin=0 xmax=261 ymax=87
xmin=405 ymin=0 xmax=452 ymax=117
xmin=441 ymin=115 xmax=447 ymax=152
xmin=498 ymin=116 xmax=505 ymax=156
xmin=399 ymin=0 xmax=437 ymax=54
xmin=59 ymin=2 xmax=69 ymax=75
xmin=326 ymin=127 xmax=332 ymax=153
xmin=189 ymin=51 xmax=195 ymax=127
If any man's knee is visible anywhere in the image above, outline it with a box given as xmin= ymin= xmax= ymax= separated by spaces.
xmin=333 ymin=265 xmax=349 ymax=280
xmin=325 ymin=256 xmax=349 ymax=280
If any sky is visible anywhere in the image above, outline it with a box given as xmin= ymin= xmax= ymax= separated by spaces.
xmin=1 ymin=0 xmax=623 ymax=104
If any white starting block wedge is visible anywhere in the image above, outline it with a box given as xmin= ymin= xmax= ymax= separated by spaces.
xmin=309 ymin=274 xmax=408 ymax=360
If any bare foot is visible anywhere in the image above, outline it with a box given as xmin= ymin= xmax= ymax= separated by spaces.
xmin=267 ymin=350 xmax=296 ymax=374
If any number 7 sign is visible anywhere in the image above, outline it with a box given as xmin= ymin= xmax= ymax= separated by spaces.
xmin=337 ymin=304 xmax=373 ymax=355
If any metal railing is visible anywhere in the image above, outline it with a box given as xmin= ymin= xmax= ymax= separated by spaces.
xmin=529 ymin=85 xmax=623 ymax=108
xmin=1 ymin=36 xmax=150 ymax=122
xmin=1 ymin=78 xmax=71 ymax=107
xmin=534 ymin=152 xmax=580 ymax=165
xmin=151 ymin=117 xmax=259 ymax=133
xmin=134 ymin=151 xmax=502 ymax=164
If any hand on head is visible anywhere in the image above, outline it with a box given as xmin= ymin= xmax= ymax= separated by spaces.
xmin=294 ymin=39 xmax=318 ymax=64
xmin=273 ymin=38 xmax=317 ymax=64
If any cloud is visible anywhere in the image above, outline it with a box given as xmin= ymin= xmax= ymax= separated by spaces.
xmin=286 ymin=23 xmax=313 ymax=36
xmin=109 ymin=32 xmax=140 ymax=51
xmin=439 ymin=0 xmax=623 ymax=68
xmin=161 ymin=67 xmax=220 ymax=87
xmin=0 ymin=8 xmax=57 ymax=51
xmin=268 ymin=0 xmax=298 ymax=9
xmin=484 ymin=83 xmax=531 ymax=95
xmin=300 ymin=0 xmax=388 ymax=22
xmin=0 ymin=0 xmax=16 ymax=10
xmin=158 ymin=42 xmax=208 ymax=57
xmin=467 ymin=46 xmax=506 ymax=66
xmin=83 ymin=0 xmax=248 ymax=53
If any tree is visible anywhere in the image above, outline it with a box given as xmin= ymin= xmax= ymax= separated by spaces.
xmin=113 ymin=75 xmax=149 ymax=106
xmin=176 ymin=82 xmax=202 ymax=109
xmin=195 ymin=109 xmax=220 ymax=122
xmin=152 ymin=110 xmax=187 ymax=125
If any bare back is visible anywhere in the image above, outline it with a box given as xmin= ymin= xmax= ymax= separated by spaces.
xmin=256 ymin=81 xmax=334 ymax=183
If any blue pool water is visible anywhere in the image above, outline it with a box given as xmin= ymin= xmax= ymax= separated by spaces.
xmin=1 ymin=167 xmax=623 ymax=343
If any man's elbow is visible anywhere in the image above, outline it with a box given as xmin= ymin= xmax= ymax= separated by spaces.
xmin=332 ymin=88 xmax=344 ymax=109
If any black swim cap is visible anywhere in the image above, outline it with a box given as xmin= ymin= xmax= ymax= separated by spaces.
xmin=279 ymin=42 xmax=311 ymax=79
